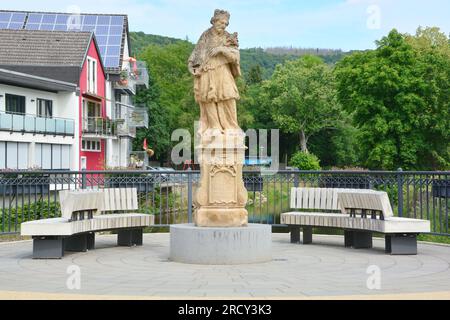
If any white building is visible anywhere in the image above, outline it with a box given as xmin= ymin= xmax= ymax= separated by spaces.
xmin=0 ymin=10 xmax=149 ymax=170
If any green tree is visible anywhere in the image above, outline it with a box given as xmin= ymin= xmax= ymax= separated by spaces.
xmin=406 ymin=27 xmax=450 ymax=169
xmin=335 ymin=28 xmax=449 ymax=170
xmin=133 ymin=73 xmax=171 ymax=162
xmin=289 ymin=151 xmax=321 ymax=170
xmin=263 ymin=55 xmax=343 ymax=153
xmin=137 ymin=42 xmax=198 ymax=162
xmin=246 ymin=64 xmax=263 ymax=85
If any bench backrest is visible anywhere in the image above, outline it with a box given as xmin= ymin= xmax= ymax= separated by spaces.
xmin=290 ymin=188 xmax=361 ymax=211
xmin=338 ymin=191 xmax=394 ymax=218
xmin=290 ymin=188 xmax=385 ymax=211
xmin=59 ymin=189 xmax=104 ymax=220
xmin=102 ymin=188 xmax=138 ymax=213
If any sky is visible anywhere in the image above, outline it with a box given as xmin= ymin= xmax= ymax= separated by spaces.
xmin=1 ymin=0 xmax=449 ymax=51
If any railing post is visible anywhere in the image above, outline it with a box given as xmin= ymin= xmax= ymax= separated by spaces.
xmin=397 ymin=167 xmax=403 ymax=217
xmin=81 ymin=169 xmax=87 ymax=190
xmin=187 ymin=168 xmax=193 ymax=223
xmin=294 ymin=171 xmax=299 ymax=188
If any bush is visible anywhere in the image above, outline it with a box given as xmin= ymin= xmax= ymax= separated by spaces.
xmin=289 ymin=151 xmax=321 ymax=170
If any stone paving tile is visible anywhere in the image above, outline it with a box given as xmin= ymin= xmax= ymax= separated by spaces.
xmin=0 ymin=233 xmax=449 ymax=298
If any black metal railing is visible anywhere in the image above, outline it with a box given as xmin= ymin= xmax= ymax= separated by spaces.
xmin=0 ymin=170 xmax=448 ymax=236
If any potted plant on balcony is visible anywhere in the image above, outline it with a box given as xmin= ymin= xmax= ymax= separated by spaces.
xmin=119 ymin=69 xmax=129 ymax=86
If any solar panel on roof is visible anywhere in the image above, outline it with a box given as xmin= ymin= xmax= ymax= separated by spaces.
xmin=110 ymin=16 xmax=124 ymax=25
xmin=8 ymin=23 xmax=23 ymax=29
xmin=53 ymin=24 xmax=67 ymax=31
xmin=108 ymin=36 xmax=122 ymax=46
xmin=1 ymin=11 xmax=125 ymax=69
xmin=55 ymin=14 xmax=69 ymax=24
xmin=0 ymin=12 xmax=11 ymax=22
xmin=42 ymin=14 xmax=56 ymax=24
xmin=109 ymin=26 xmax=122 ymax=35
xmin=11 ymin=13 xmax=26 ymax=22
xmin=96 ymin=36 xmax=108 ymax=46
xmin=27 ymin=13 xmax=42 ymax=23
xmin=82 ymin=25 xmax=95 ymax=32
xmin=104 ymin=56 xmax=120 ymax=68
xmin=40 ymin=24 xmax=54 ymax=31
xmin=106 ymin=46 xmax=121 ymax=56
xmin=83 ymin=15 xmax=97 ymax=25
xmin=25 ymin=24 xmax=39 ymax=30
xmin=97 ymin=16 xmax=110 ymax=25
xmin=95 ymin=25 xmax=109 ymax=35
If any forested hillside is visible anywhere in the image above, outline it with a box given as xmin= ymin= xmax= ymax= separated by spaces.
xmin=129 ymin=32 xmax=349 ymax=80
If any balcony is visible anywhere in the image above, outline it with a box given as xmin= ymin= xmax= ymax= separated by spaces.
xmin=116 ymin=118 xmax=136 ymax=138
xmin=114 ymin=69 xmax=136 ymax=95
xmin=114 ymin=103 xmax=148 ymax=138
xmin=130 ymin=105 xmax=148 ymax=129
xmin=134 ymin=61 xmax=149 ymax=89
xmin=0 ymin=112 xmax=74 ymax=136
xmin=82 ymin=117 xmax=117 ymax=139
xmin=114 ymin=60 xmax=149 ymax=94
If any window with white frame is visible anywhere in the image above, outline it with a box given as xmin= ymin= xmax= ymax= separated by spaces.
xmin=82 ymin=139 xmax=101 ymax=152
xmin=37 ymin=99 xmax=53 ymax=118
xmin=34 ymin=143 xmax=71 ymax=170
xmin=87 ymin=57 xmax=97 ymax=94
xmin=0 ymin=141 xmax=29 ymax=169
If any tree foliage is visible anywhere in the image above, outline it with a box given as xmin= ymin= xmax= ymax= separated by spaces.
xmin=263 ymin=55 xmax=343 ymax=153
xmin=133 ymin=73 xmax=171 ymax=161
xmin=289 ymin=151 xmax=321 ymax=170
xmin=335 ymin=28 xmax=449 ymax=170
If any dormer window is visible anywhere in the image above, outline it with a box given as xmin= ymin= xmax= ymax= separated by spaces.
xmin=87 ymin=57 xmax=97 ymax=94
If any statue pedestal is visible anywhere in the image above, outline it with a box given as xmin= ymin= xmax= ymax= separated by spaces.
xmin=170 ymin=224 xmax=272 ymax=265
xmin=169 ymin=134 xmax=272 ymax=265
xmin=193 ymin=134 xmax=248 ymax=227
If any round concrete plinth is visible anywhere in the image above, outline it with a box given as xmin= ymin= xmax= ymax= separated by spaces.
xmin=170 ymin=224 xmax=272 ymax=265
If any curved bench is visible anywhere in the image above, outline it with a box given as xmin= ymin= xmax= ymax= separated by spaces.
xmin=281 ymin=188 xmax=430 ymax=255
xmin=21 ymin=188 xmax=154 ymax=259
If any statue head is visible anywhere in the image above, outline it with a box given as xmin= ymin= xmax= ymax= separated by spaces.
xmin=210 ymin=9 xmax=230 ymax=35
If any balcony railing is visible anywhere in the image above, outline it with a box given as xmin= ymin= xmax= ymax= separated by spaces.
xmin=116 ymin=118 xmax=136 ymax=138
xmin=115 ymin=70 xmax=136 ymax=95
xmin=0 ymin=112 xmax=74 ymax=136
xmin=82 ymin=117 xmax=117 ymax=138
xmin=114 ymin=60 xmax=149 ymax=94
xmin=134 ymin=61 xmax=149 ymax=89
xmin=114 ymin=103 xmax=148 ymax=137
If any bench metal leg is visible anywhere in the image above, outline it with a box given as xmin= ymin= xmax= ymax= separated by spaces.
xmin=344 ymin=230 xmax=353 ymax=247
xmin=87 ymin=232 xmax=95 ymax=250
xmin=118 ymin=228 xmax=143 ymax=247
xmin=385 ymin=234 xmax=417 ymax=255
xmin=32 ymin=236 xmax=64 ymax=259
xmin=352 ymin=231 xmax=373 ymax=249
xmin=289 ymin=226 xmax=300 ymax=243
xmin=65 ymin=234 xmax=88 ymax=252
xmin=302 ymin=226 xmax=313 ymax=244
xmin=345 ymin=230 xmax=372 ymax=249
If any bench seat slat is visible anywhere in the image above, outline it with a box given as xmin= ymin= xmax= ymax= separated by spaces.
xmin=21 ymin=214 xmax=155 ymax=236
xmin=281 ymin=212 xmax=430 ymax=234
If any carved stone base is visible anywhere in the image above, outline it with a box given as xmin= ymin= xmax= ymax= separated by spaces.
xmin=194 ymin=207 xmax=248 ymax=227
xmin=193 ymin=134 xmax=248 ymax=227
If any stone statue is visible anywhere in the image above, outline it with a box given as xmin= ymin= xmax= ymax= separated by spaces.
xmin=189 ymin=9 xmax=248 ymax=227
xmin=188 ymin=9 xmax=242 ymax=139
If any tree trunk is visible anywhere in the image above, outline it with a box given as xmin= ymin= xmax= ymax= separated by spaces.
xmin=299 ymin=131 xmax=308 ymax=153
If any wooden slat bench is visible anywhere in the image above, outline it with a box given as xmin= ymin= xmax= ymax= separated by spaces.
xmin=21 ymin=188 xmax=154 ymax=259
xmin=280 ymin=188 xmax=430 ymax=255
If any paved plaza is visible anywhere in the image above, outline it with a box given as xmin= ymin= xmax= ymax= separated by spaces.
xmin=1 ymin=233 xmax=450 ymax=299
